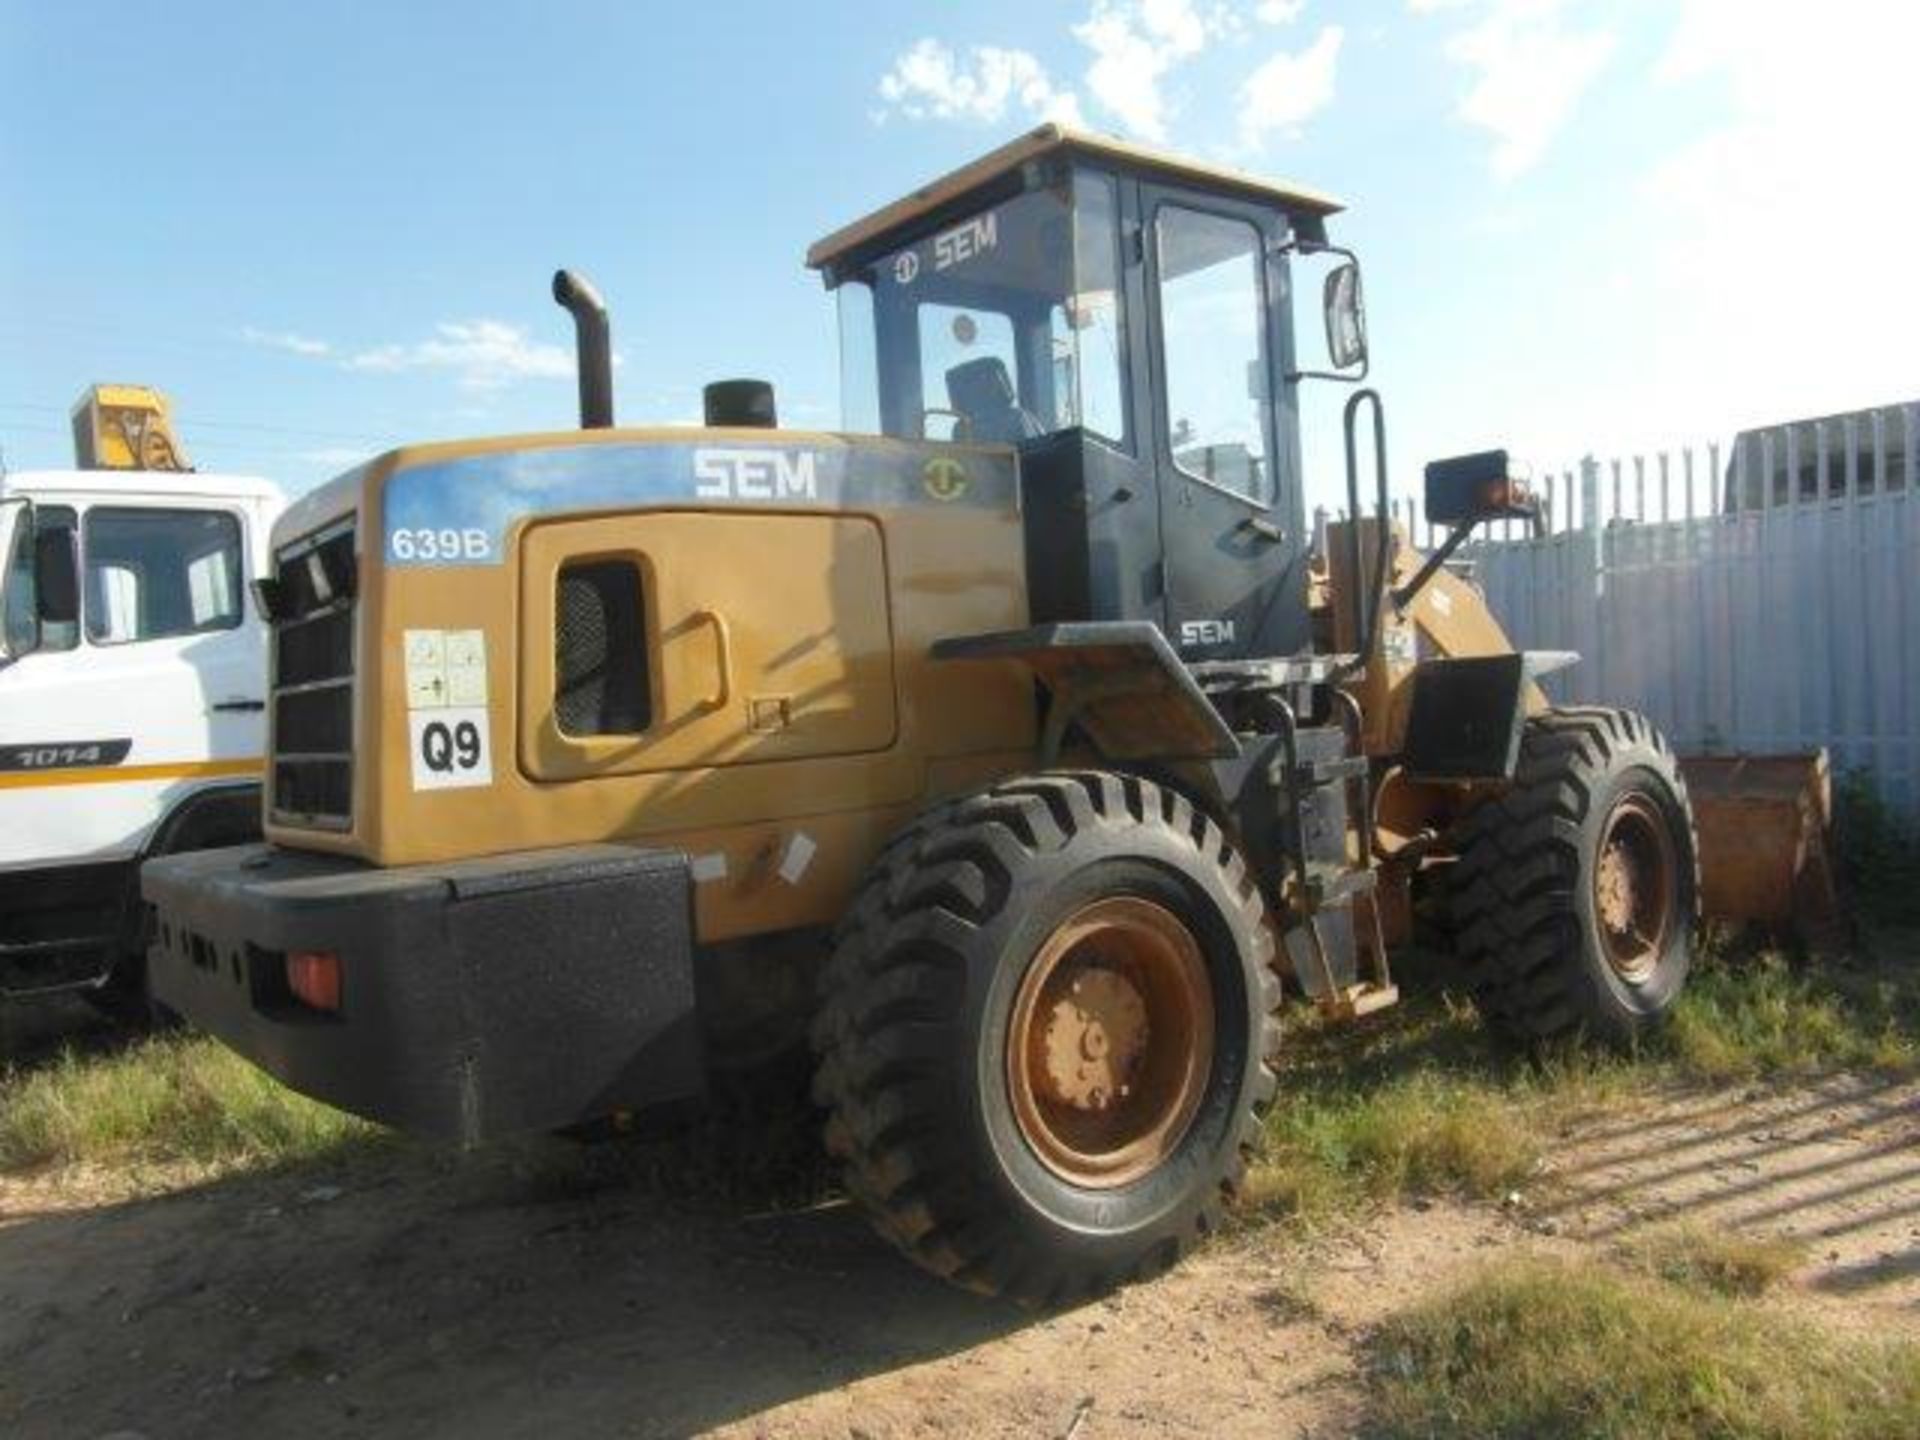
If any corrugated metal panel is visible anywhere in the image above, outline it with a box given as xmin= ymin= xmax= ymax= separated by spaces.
xmin=1446 ymin=407 xmax=1920 ymax=814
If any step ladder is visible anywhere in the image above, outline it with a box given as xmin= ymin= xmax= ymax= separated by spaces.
xmin=1270 ymin=702 xmax=1399 ymax=1020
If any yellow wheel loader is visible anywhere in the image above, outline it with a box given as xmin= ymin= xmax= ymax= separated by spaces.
xmin=148 ymin=127 xmax=1720 ymax=1303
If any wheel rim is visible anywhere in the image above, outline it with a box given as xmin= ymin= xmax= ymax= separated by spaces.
xmin=1006 ymin=896 xmax=1215 ymax=1189
xmin=1593 ymin=792 xmax=1678 ymax=983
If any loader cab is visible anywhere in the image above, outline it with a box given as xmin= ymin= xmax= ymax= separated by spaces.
xmin=810 ymin=124 xmax=1353 ymax=661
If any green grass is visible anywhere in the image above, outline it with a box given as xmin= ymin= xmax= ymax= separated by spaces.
xmin=1835 ymin=770 xmax=1920 ymax=928
xmin=1245 ymin=922 xmax=1920 ymax=1226
xmin=0 ymin=1032 xmax=379 ymax=1176
xmin=1368 ymin=1255 xmax=1920 ymax=1440
xmin=2 ymin=898 xmax=1913 ymax=1223
xmin=1617 ymin=1222 xmax=1807 ymax=1300
xmin=1667 ymin=945 xmax=1920 ymax=1079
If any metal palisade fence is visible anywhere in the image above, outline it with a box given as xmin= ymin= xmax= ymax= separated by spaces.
xmin=1335 ymin=402 xmax=1920 ymax=814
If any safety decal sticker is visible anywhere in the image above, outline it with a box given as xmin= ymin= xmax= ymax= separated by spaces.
xmin=922 ymin=456 xmax=969 ymax=502
xmin=403 ymin=629 xmax=493 ymax=790
xmin=409 ymin=708 xmax=492 ymax=791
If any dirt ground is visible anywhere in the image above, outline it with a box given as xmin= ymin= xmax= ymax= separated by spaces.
xmin=3 ymin=1012 xmax=1917 ymax=1439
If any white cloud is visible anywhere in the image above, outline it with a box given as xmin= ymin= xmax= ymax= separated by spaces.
xmin=1074 ymin=0 xmax=1215 ymax=141
xmin=241 ymin=326 xmax=332 ymax=358
xmin=1238 ymin=24 xmax=1343 ymax=149
xmin=1423 ymin=0 xmax=1615 ymax=179
xmin=874 ymin=1 xmax=1345 ymax=148
xmin=876 ymin=39 xmax=1082 ymax=126
xmin=345 ymin=320 xmax=575 ymax=391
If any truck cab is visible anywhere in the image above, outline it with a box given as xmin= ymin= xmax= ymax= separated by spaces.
xmin=0 ymin=464 xmax=283 ymax=1004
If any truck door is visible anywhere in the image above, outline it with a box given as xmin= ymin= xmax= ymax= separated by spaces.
xmin=0 ymin=498 xmax=265 ymax=871
xmin=1137 ymin=182 xmax=1308 ymax=660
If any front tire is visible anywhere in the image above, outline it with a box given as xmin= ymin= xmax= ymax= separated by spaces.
xmin=810 ymin=771 xmax=1279 ymax=1305
xmin=1449 ymin=707 xmax=1699 ymax=1046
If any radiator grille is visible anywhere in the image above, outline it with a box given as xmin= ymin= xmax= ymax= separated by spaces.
xmin=269 ymin=518 xmax=356 ymax=830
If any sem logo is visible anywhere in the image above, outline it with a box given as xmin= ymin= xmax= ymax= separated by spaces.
xmin=694 ymin=449 xmax=819 ymax=501
xmin=893 ymin=251 xmax=921 ymax=285
xmin=934 ymin=213 xmax=998 ymax=271
xmin=1179 ymin=618 xmax=1237 ymax=647
xmin=922 ymin=457 xmax=969 ymax=501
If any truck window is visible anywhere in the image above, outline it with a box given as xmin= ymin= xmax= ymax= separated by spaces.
xmin=1155 ymin=206 xmax=1271 ymax=502
xmin=2 ymin=506 xmax=79 ymax=653
xmin=83 ymin=507 xmax=242 ymax=645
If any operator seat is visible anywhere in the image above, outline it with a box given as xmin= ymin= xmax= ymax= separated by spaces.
xmin=946 ymin=358 xmax=1045 ymax=446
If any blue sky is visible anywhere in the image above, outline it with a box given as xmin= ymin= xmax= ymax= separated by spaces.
xmin=1 ymin=1 xmax=1909 ymax=514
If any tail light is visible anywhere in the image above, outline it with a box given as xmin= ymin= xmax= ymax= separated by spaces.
xmin=286 ymin=950 xmax=342 ymax=1012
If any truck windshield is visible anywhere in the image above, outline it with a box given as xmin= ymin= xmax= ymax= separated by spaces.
xmin=836 ymin=169 xmax=1129 ymax=448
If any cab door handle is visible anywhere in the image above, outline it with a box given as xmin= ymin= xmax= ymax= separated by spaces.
xmin=689 ymin=609 xmax=732 ymax=712
xmin=211 ymin=698 xmax=265 ymax=713
xmin=1240 ymin=516 xmax=1285 ymax=543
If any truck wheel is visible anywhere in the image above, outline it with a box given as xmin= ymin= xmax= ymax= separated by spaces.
xmin=811 ymin=771 xmax=1279 ymax=1305
xmin=1449 ymin=707 xmax=1699 ymax=1046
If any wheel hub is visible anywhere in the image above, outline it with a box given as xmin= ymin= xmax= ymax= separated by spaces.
xmin=1038 ymin=968 xmax=1149 ymax=1112
xmin=1597 ymin=842 xmax=1638 ymax=934
xmin=1592 ymin=792 xmax=1677 ymax=983
xmin=1007 ymin=896 xmax=1215 ymax=1190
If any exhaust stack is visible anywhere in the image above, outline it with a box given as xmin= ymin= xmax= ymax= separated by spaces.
xmin=552 ymin=269 xmax=613 ymax=429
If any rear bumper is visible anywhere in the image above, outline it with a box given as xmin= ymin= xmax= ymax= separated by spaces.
xmin=144 ymin=843 xmax=704 ymax=1142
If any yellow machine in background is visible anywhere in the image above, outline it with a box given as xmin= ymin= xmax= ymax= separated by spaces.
xmin=70 ymin=383 xmax=193 ymax=472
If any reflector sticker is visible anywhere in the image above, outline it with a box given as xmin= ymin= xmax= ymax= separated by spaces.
xmin=778 ymin=832 xmax=817 ymax=885
xmin=689 ymin=852 xmax=729 ymax=884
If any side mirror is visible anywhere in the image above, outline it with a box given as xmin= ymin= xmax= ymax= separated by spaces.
xmin=34 ymin=522 xmax=80 ymax=627
xmin=1323 ymin=261 xmax=1368 ymax=372
xmin=0 ymin=499 xmax=34 ymax=659
xmin=1424 ymin=449 xmax=1540 ymax=527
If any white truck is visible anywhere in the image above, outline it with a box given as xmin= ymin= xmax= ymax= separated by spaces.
xmin=0 ymin=388 xmax=284 ymax=1012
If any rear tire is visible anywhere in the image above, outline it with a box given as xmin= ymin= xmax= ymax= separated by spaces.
xmin=1448 ymin=708 xmax=1699 ymax=1046
xmin=810 ymin=771 xmax=1279 ymax=1306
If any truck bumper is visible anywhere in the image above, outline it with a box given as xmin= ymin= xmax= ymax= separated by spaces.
xmin=143 ymin=843 xmax=704 ymax=1142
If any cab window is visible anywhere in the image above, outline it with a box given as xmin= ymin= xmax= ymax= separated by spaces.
xmin=83 ymin=507 xmax=243 ymax=644
xmin=918 ymin=304 xmax=1021 ymax=443
xmin=1155 ymin=206 xmax=1271 ymax=502
xmin=837 ymin=168 xmax=1131 ymax=450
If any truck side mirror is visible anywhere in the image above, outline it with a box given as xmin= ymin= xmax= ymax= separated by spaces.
xmin=34 ymin=522 xmax=80 ymax=628
xmin=1323 ymin=261 xmax=1367 ymax=372
xmin=1423 ymin=449 xmax=1540 ymax=527
xmin=0 ymin=499 xmax=36 ymax=659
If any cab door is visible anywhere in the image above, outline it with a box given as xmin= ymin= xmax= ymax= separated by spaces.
xmin=1136 ymin=183 xmax=1309 ymax=661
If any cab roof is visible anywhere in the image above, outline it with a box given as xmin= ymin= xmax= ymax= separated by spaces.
xmin=806 ymin=123 xmax=1345 ymax=277
xmin=0 ymin=468 xmax=284 ymax=503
